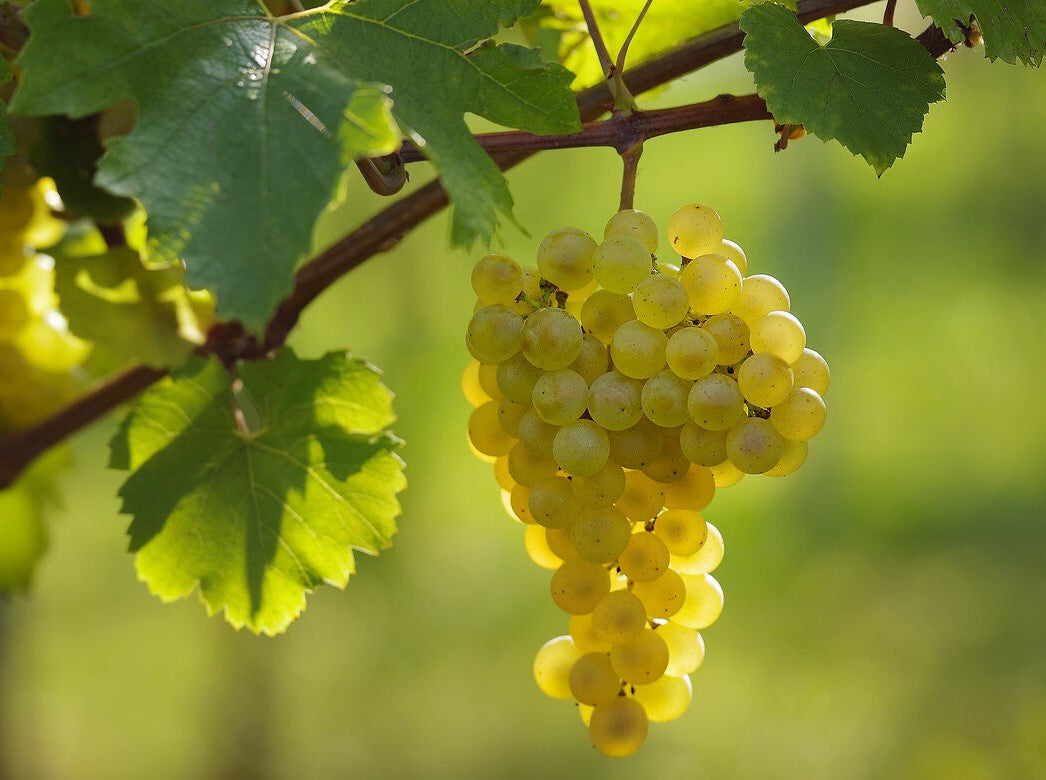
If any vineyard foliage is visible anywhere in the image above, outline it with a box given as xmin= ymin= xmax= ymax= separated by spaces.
xmin=0 ymin=0 xmax=1043 ymax=633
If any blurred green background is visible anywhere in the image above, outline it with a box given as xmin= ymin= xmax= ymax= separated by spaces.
xmin=3 ymin=12 xmax=1046 ymax=780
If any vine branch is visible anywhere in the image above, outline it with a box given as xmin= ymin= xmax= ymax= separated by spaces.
xmin=0 ymin=0 xmax=953 ymax=488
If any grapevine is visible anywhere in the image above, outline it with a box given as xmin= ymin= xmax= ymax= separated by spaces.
xmin=463 ymin=204 xmax=828 ymax=755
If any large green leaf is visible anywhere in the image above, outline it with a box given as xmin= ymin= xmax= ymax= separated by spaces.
xmin=916 ymin=1 xmax=1046 ymax=65
xmin=53 ymin=246 xmax=195 ymax=374
xmin=10 ymin=0 xmax=580 ymax=330
xmin=109 ymin=350 xmax=406 ymax=635
xmin=741 ymin=4 xmax=946 ymax=175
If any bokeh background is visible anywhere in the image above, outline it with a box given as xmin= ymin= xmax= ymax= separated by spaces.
xmin=2 ymin=7 xmax=1045 ymax=779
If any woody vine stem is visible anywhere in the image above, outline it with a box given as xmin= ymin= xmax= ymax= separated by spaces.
xmin=0 ymin=0 xmax=958 ymax=488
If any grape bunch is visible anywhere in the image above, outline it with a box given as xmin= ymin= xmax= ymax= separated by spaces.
xmin=462 ymin=204 xmax=829 ymax=756
xmin=0 ymin=165 xmax=87 ymax=432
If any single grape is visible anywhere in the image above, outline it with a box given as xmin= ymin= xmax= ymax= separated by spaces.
xmin=569 ymin=613 xmax=613 ymax=653
xmin=641 ymin=369 xmax=692 ymax=427
xmin=610 ymin=627 xmax=669 ymax=685
xmin=472 ymin=253 xmax=523 ymax=304
xmin=709 ymin=458 xmax=745 ymax=488
xmin=570 ymin=652 xmax=623 ymax=706
xmin=671 ymin=521 xmax=724 ymax=575
xmin=509 ymin=483 xmax=534 ymax=524
xmin=497 ymin=398 xmax=528 ymax=437
xmin=496 ymin=352 xmax=544 ymax=405
xmin=617 ymin=531 xmax=670 ymax=583
xmin=507 ymin=442 xmax=557 ymax=487
xmin=580 ymin=290 xmax=635 ymax=344
xmin=631 ymin=674 xmax=692 ymax=723
xmin=607 ymin=418 xmax=664 ymax=469
xmin=591 ymin=590 xmax=647 ymax=644
xmin=593 ymin=235 xmax=652 ymax=294
xmin=589 ymin=697 xmax=649 ymax=758
xmin=571 ymin=333 xmax=610 ymax=385
xmin=522 ymin=306 xmax=584 ymax=370
xmin=553 ymin=419 xmax=611 ymax=477
xmin=674 ymin=573 xmax=725 ymax=630
xmin=726 ymin=417 xmax=786 ymax=474
xmin=587 ymin=370 xmax=644 ymax=431
xmin=461 ymin=360 xmax=492 ymax=407
xmin=572 ymin=461 xmax=626 ymax=507
xmin=687 ymin=374 xmax=745 ymax=431
xmin=492 ymin=456 xmax=514 ymax=491
xmin=604 ymin=209 xmax=659 ymax=253
xmin=524 ymin=524 xmax=563 ymax=570
xmin=517 ymin=408 xmax=559 ymax=458
xmin=665 ymin=326 xmax=718 ymax=380
xmin=737 ymin=352 xmax=794 ymax=408
xmin=528 ymin=475 xmax=580 ymax=528
xmin=532 ymin=368 xmax=588 ymax=426
xmin=533 ymin=636 xmax=584 ymax=700
xmin=769 ymin=387 xmax=826 ymax=441
xmin=658 ymin=621 xmax=706 ymax=675
xmin=570 ymin=505 xmax=632 ymax=564
xmin=467 ymin=401 xmax=514 ymax=458
xmin=679 ymin=420 xmax=728 ymax=466
xmin=537 ymin=227 xmax=597 ymax=291
xmin=632 ymin=274 xmax=688 ymax=329
xmin=466 ymin=304 xmax=524 ymax=364
xmin=652 ymin=509 xmax=708 ymax=556
xmin=632 ymin=569 xmax=687 ymax=619
xmin=615 ymin=469 xmax=665 ymax=523
xmin=792 ymin=347 xmax=830 ymax=395
xmin=662 ymin=464 xmax=715 ymax=512
xmin=641 ymin=435 xmax=691 ymax=484
xmin=667 ymin=204 xmax=723 ymax=259
xmin=717 ymin=238 xmax=748 ymax=275
xmin=701 ymin=313 xmax=751 ymax=366
xmin=730 ymin=274 xmax=790 ymax=327
xmin=546 ymin=526 xmax=582 ymax=562
xmin=764 ymin=439 xmax=809 ymax=477
xmin=750 ymin=310 xmax=806 ymax=364
xmin=680 ymin=254 xmax=742 ymax=315
xmin=610 ymin=320 xmax=667 ymax=380
xmin=551 ymin=559 xmax=612 ymax=614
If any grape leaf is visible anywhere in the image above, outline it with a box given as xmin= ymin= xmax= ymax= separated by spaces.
xmin=53 ymin=246 xmax=194 ymax=374
xmin=916 ymin=0 xmax=1046 ymax=65
xmin=10 ymin=0 xmax=580 ymax=331
xmin=741 ymin=4 xmax=946 ymax=175
xmin=109 ymin=350 xmax=406 ymax=635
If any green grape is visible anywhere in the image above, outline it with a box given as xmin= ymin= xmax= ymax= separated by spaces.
xmin=671 ymin=521 xmax=724 ymax=575
xmin=667 ymin=204 xmax=723 ymax=259
xmin=717 ymin=238 xmax=748 ymax=275
xmin=702 ymin=313 xmax=751 ymax=366
xmin=750 ymin=310 xmax=806 ymax=364
xmin=509 ymin=483 xmax=534 ymax=524
xmin=564 ymin=277 xmax=601 ymax=320
xmin=551 ymin=559 xmax=612 ymax=614
xmin=688 ymin=374 xmax=744 ymax=431
xmin=589 ymin=697 xmax=649 ymax=758
xmin=517 ymin=409 xmax=559 ymax=457
xmin=496 ymin=352 xmax=544 ymax=405
xmin=497 ymin=398 xmax=527 ymax=437
xmin=533 ymin=636 xmax=584 ymax=700
xmin=571 ymin=505 xmax=632 ymax=564
xmin=570 ymin=333 xmax=610 ymax=385
xmin=658 ymin=621 xmax=706 ymax=675
xmin=641 ymin=369 xmax=692 ymax=427
xmin=553 ymin=419 xmax=610 ymax=477
xmin=665 ymin=326 xmax=718 ymax=380
xmin=591 ymin=590 xmax=647 ymax=644
xmin=580 ymin=289 xmax=635 ymax=344
xmin=662 ymin=464 xmax=715 ymax=512
xmin=524 ymin=524 xmax=563 ymax=570
xmin=632 ymin=274 xmax=688 ymax=329
xmin=631 ymin=674 xmax=692 ymax=723
xmin=477 ymin=362 xmax=501 ymax=400
xmin=537 ymin=227 xmax=597 ymax=291
xmin=615 ymin=469 xmax=665 ymax=523
xmin=675 ymin=573 xmax=725 ymax=630
xmin=610 ymin=627 xmax=669 ymax=685
xmin=617 ymin=531 xmax=670 ymax=583
xmin=507 ymin=443 xmax=558 ymax=487
xmin=593 ymin=235 xmax=652 ymax=294
xmin=792 ymin=347 xmax=830 ymax=395
xmin=529 ymin=475 xmax=581 ymax=528
xmin=472 ymin=253 xmax=523 ymax=304
xmin=679 ymin=420 xmax=728 ymax=467
xmin=570 ymin=652 xmax=623 ymax=706
xmin=770 ymin=387 xmax=826 ymax=441
xmin=652 ymin=509 xmax=708 ymax=556
xmin=0 ymin=289 xmax=30 ymax=340
xmin=604 ymin=209 xmax=659 ymax=253
xmin=710 ymin=458 xmax=745 ymax=488
xmin=572 ymin=461 xmax=626 ymax=507
xmin=546 ymin=526 xmax=582 ymax=562
xmin=522 ymin=306 xmax=583 ymax=370
xmin=532 ymin=368 xmax=588 ymax=426
xmin=570 ymin=613 xmax=613 ymax=653
xmin=587 ymin=370 xmax=644 ymax=431
xmin=764 ymin=439 xmax=809 ymax=477
xmin=641 ymin=435 xmax=691 ymax=484
xmin=726 ymin=417 xmax=785 ymax=474
xmin=607 ymin=418 xmax=663 ymax=469
xmin=680 ymin=254 xmax=742 ymax=315
xmin=466 ymin=304 xmax=524 ymax=363
xmin=731 ymin=274 xmax=790 ymax=327
xmin=737 ymin=352 xmax=794 ymax=408
xmin=610 ymin=320 xmax=667 ymax=379
xmin=467 ymin=401 xmax=514 ymax=458
xmin=493 ymin=456 xmax=514 ymax=491
xmin=631 ymin=569 xmax=686 ymax=619
xmin=461 ymin=360 xmax=492 ymax=407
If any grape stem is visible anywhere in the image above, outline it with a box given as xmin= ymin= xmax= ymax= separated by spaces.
xmin=577 ymin=1 xmax=616 ymax=85
xmin=0 ymin=0 xmax=956 ymax=489
xmin=618 ymin=142 xmax=643 ymax=211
